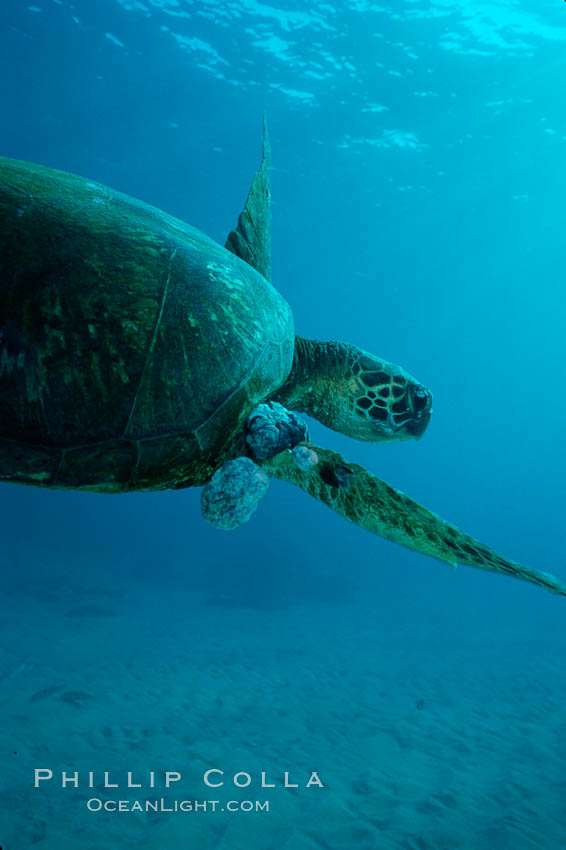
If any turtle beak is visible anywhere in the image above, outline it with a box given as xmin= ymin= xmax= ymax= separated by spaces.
xmin=403 ymin=384 xmax=433 ymax=439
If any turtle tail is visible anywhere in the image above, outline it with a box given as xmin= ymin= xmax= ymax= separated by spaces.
xmin=261 ymin=444 xmax=566 ymax=597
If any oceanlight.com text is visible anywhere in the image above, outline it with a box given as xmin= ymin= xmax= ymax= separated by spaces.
xmin=86 ymin=798 xmax=270 ymax=813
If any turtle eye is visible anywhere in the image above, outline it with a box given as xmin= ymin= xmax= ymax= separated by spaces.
xmin=409 ymin=385 xmax=432 ymax=416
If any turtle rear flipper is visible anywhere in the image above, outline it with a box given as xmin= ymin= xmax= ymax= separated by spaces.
xmin=262 ymin=444 xmax=566 ymax=598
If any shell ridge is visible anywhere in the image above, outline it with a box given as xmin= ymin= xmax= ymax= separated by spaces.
xmin=122 ymin=247 xmax=177 ymax=438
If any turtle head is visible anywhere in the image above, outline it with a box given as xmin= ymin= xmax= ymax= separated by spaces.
xmin=342 ymin=349 xmax=432 ymax=442
xmin=274 ymin=338 xmax=432 ymax=444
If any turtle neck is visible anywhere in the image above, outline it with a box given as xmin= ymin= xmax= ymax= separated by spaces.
xmin=271 ymin=336 xmax=353 ymax=424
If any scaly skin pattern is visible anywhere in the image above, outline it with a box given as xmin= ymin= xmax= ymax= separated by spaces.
xmin=0 ymin=157 xmax=293 ymax=492
xmin=262 ymin=444 xmax=566 ymax=597
xmin=273 ymin=337 xmax=431 ymax=442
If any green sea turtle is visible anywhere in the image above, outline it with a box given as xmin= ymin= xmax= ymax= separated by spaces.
xmin=0 ymin=123 xmax=564 ymax=597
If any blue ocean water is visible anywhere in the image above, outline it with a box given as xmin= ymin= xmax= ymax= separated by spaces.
xmin=1 ymin=1 xmax=566 ymax=847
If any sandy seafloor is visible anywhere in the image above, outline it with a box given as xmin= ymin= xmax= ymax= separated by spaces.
xmin=1 ymin=535 xmax=565 ymax=850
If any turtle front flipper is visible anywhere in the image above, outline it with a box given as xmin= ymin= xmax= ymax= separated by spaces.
xmin=261 ymin=444 xmax=566 ymax=597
